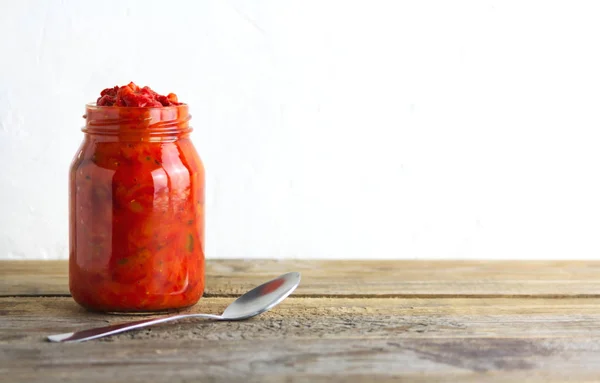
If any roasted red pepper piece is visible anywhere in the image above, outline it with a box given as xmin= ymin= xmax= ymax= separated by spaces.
xmin=96 ymin=82 xmax=181 ymax=107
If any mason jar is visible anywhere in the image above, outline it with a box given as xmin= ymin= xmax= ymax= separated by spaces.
xmin=69 ymin=103 xmax=205 ymax=312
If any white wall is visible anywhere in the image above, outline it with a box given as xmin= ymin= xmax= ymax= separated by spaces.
xmin=2 ymin=0 xmax=600 ymax=260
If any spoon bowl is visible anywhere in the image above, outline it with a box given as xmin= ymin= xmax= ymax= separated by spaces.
xmin=222 ymin=271 xmax=300 ymax=319
xmin=48 ymin=271 xmax=301 ymax=343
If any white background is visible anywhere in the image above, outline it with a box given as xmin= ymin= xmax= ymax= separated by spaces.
xmin=2 ymin=0 xmax=600 ymax=260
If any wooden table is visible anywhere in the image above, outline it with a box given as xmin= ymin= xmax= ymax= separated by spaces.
xmin=2 ymin=260 xmax=600 ymax=382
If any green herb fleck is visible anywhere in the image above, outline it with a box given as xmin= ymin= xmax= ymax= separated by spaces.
xmin=186 ymin=234 xmax=194 ymax=252
xmin=129 ymin=200 xmax=143 ymax=213
xmin=118 ymin=258 xmax=129 ymax=265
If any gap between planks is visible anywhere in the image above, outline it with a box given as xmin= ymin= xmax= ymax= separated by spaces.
xmin=4 ymin=293 xmax=600 ymax=299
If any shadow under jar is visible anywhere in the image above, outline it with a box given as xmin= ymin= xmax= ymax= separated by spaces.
xmin=69 ymin=104 xmax=205 ymax=313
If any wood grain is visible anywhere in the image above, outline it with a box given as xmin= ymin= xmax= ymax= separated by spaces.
xmin=3 ymin=259 xmax=600 ymax=297
xmin=2 ymin=296 xmax=600 ymax=382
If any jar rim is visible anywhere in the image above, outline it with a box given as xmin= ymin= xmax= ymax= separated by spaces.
xmin=83 ymin=103 xmax=191 ymax=137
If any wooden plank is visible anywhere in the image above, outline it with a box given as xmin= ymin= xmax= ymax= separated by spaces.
xmin=4 ymin=296 xmax=600 ymax=342
xmin=0 ymin=261 xmax=69 ymax=296
xmin=2 ymin=296 xmax=600 ymax=382
xmin=2 ymin=260 xmax=600 ymax=297
xmin=3 ymin=338 xmax=600 ymax=383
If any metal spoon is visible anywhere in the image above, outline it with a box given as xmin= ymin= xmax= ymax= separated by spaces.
xmin=48 ymin=271 xmax=301 ymax=343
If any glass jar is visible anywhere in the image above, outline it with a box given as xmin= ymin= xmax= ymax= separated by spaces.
xmin=69 ymin=104 xmax=205 ymax=312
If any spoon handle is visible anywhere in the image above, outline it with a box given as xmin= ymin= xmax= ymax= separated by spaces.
xmin=47 ymin=313 xmax=223 ymax=343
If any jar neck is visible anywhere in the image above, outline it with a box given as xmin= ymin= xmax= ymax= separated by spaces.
xmin=83 ymin=104 xmax=191 ymax=141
